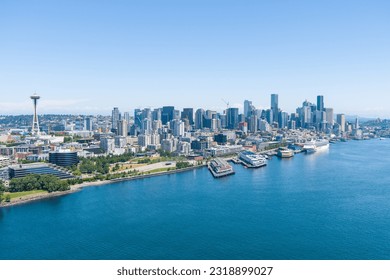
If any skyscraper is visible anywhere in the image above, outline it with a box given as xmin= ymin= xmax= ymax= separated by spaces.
xmin=317 ymin=95 xmax=324 ymax=112
xmin=162 ymin=106 xmax=175 ymax=125
xmin=195 ymin=109 xmax=205 ymax=129
xmin=152 ymin=108 xmax=161 ymax=122
xmin=85 ymin=117 xmax=93 ymax=131
xmin=30 ymin=93 xmax=40 ymax=136
xmin=271 ymin=94 xmax=279 ymax=124
xmin=111 ymin=107 xmax=121 ymax=131
xmin=181 ymin=108 xmax=194 ymax=125
xmin=123 ymin=112 xmax=130 ymax=123
xmin=278 ymin=111 xmax=289 ymax=129
xmin=325 ymin=108 xmax=334 ymax=126
xmin=244 ymin=100 xmax=252 ymax=118
xmin=117 ymin=119 xmax=128 ymax=136
xmin=336 ymin=114 xmax=346 ymax=133
xmin=226 ymin=108 xmax=239 ymax=129
xmin=134 ymin=109 xmax=142 ymax=128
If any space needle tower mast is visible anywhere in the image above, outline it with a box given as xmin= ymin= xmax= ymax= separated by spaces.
xmin=30 ymin=93 xmax=41 ymax=136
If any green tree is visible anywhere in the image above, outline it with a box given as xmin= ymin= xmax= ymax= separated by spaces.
xmin=176 ymin=161 xmax=192 ymax=169
xmin=9 ymin=174 xmax=70 ymax=193
xmin=0 ymin=181 xmax=5 ymax=202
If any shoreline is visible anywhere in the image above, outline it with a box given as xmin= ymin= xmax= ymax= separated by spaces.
xmin=0 ymin=164 xmax=206 ymax=208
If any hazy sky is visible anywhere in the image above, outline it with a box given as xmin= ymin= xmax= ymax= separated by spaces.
xmin=1 ymin=0 xmax=389 ymax=117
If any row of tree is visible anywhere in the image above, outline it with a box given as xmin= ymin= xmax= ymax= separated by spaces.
xmin=8 ymin=174 xmax=70 ymax=193
xmin=176 ymin=161 xmax=192 ymax=169
xmin=0 ymin=181 xmax=7 ymax=202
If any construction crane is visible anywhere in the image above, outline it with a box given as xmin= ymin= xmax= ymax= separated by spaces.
xmin=221 ymin=98 xmax=230 ymax=110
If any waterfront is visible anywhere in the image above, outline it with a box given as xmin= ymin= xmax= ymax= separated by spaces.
xmin=1 ymin=140 xmax=390 ymax=260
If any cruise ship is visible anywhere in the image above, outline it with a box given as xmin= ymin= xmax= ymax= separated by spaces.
xmin=303 ymin=139 xmax=330 ymax=153
xmin=208 ymin=158 xmax=235 ymax=178
xmin=238 ymin=150 xmax=267 ymax=168
xmin=276 ymin=147 xmax=294 ymax=158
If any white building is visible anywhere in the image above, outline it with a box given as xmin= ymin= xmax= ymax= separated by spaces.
xmin=100 ymin=137 xmax=115 ymax=153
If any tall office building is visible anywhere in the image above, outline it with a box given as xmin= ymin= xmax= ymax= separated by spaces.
xmin=143 ymin=118 xmax=152 ymax=135
xmin=152 ymin=108 xmax=162 ymax=121
xmin=325 ymin=108 xmax=334 ymax=126
xmin=171 ymin=119 xmax=185 ymax=137
xmin=134 ymin=109 xmax=142 ymax=128
xmin=317 ymin=95 xmax=324 ymax=112
xmin=75 ymin=117 xmax=85 ymax=131
xmin=279 ymin=111 xmax=289 ymax=129
xmin=111 ymin=107 xmax=121 ymax=130
xmin=248 ymin=114 xmax=258 ymax=133
xmin=337 ymin=114 xmax=346 ymax=133
xmin=85 ymin=117 xmax=93 ymax=131
xmin=271 ymin=94 xmax=279 ymax=124
xmin=117 ymin=119 xmax=128 ymax=137
xmin=123 ymin=112 xmax=130 ymax=123
xmin=142 ymin=108 xmax=152 ymax=121
xmin=244 ymin=100 xmax=252 ymax=118
xmin=181 ymin=108 xmax=194 ymax=125
xmin=173 ymin=109 xmax=181 ymax=120
xmin=264 ymin=109 xmax=272 ymax=125
xmin=195 ymin=109 xmax=205 ymax=129
xmin=226 ymin=108 xmax=239 ymax=130
xmin=162 ymin=106 xmax=175 ymax=125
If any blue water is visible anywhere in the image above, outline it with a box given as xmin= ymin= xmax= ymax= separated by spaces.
xmin=1 ymin=140 xmax=390 ymax=260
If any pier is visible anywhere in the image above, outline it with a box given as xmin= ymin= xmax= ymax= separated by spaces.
xmin=208 ymin=158 xmax=235 ymax=178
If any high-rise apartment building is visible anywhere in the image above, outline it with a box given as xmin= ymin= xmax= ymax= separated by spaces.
xmin=271 ymin=94 xmax=279 ymax=124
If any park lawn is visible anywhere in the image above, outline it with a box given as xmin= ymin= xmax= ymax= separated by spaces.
xmin=5 ymin=190 xmax=48 ymax=200
xmin=148 ymin=167 xmax=172 ymax=174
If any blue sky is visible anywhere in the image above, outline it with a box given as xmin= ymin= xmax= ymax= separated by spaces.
xmin=0 ymin=0 xmax=389 ymax=117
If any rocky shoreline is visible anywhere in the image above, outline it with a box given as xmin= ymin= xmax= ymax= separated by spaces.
xmin=0 ymin=165 xmax=205 ymax=208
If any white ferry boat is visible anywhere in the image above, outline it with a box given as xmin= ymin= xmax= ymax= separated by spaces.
xmin=276 ymin=147 xmax=294 ymax=158
xmin=303 ymin=139 xmax=330 ymax=153
xmin=238 ymin=150 xmax=267 ymax=168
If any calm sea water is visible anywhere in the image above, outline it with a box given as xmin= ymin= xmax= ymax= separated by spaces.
xmin=1 ymin=139 xmax=390 ymax=260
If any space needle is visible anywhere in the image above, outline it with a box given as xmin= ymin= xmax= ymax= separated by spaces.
xmin=30 ymin=93 xmax=40 ymax=136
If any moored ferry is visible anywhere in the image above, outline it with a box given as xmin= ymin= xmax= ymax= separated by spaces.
xmin=276 ymin=147 xmax=294 ymax=158
xmin=238 ymin=150 xmax=267 ymax=168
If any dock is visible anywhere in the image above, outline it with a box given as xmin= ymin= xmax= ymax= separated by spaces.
xmin=208 ymin=158 xmax=235 ymax=178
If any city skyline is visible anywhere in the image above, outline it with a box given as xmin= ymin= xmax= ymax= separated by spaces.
xmin=0 ymin=93 xmax=381 ymax=119
xmin=1 ymin=1 xmax=389 ymax=117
